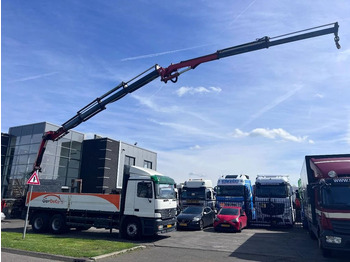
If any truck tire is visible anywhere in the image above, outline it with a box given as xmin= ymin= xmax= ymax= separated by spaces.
xmin=123 ymin=218 xmax=141 ymax=240
xmin=32 ymin=213 xmax=49 ymax=233
xmin=50 ymin=214 xmax=67 ymax=234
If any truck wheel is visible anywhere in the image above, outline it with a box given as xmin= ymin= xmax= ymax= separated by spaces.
xmin=124 ymin=219 xmax=141 ymax=240
xmin=32 ymin=213 xmax=49 ymax=233
xmin=50 ymin=214 xmax=67 ymax=234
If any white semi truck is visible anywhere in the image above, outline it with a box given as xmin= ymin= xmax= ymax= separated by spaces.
xmin=27 ymin=165 xmax=177 ymax=240
xmin=254 ymin=175 xmax=295 ymax=227
xmin=180 ymin=179 xmax=215 ymax=210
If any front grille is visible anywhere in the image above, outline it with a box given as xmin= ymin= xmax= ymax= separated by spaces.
xmin=261 ymin=202 xmax=285 ymax=216
xmin=156 ymin=208 xmax=176 ymax=220
xmin=331 ymin=220 xmax=350 ymax=234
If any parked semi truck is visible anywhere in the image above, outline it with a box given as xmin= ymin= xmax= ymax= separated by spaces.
xmin=254 ymin=175 xmax=295 ymax=227
xmin=27 ymin=165 xmax=177 ymax=239
xmin=216 ymin=175 xmax=255 ymax=223
xmin=299 ymin=154 xmax=350 ymax=256
xmin=180 ymin=179 xmax=215 ymax=210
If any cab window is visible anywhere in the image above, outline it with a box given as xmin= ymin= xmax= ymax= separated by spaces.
xmin=137 ymin=182 xmax=153 ymax=198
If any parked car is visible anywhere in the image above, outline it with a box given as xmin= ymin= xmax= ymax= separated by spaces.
xmin=177 ymin=206 xmax=215 ymax=230
xmin=213 ymin=206 xmax=247 ymax=232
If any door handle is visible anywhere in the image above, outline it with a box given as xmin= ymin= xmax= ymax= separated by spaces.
xmin=134 ymin=209 xmax=139 ymax=212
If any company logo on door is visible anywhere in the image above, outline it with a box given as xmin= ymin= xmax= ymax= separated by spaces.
xmin=42 ymin=194 xmax=64 ymax=204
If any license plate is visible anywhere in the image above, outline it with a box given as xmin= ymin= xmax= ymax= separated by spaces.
xmin=221 ymin=224 xmax=230 ymax=228
xmin=167 ymin=224 xmax=172 ymax=228
xmin=179 ymin=223 xmax=187 ymax=227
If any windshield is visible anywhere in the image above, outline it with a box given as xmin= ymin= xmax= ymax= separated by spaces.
xmin=219 ymin=208 xmax=239 ymax=216
xmin=181 ymin=187 xmax=205 ymax=200
xmin=255 ymin=185 xmax=288 ymax=198
xmin=182 ymin=206 xmax=203 ymax=214
xmin=155 ymin=184 xmax=176 ymax=199
xmin=321 ymin=185 xmax=350 ymax=208
xmin=216 ymin=185 xmax=244 ymax=197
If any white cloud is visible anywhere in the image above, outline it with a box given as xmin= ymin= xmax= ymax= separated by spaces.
xmin=315 ymin=93 xmax=324 ymax=99
xmin=232 ymin=128 xmax=313 ymax=143
xmin=190 ymin=145 xmax=201 ymax=150
xmin=176 ymin=86 xmax=222 ymax=97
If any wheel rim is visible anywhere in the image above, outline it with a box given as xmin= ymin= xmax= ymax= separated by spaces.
xmin=52 ymin=218 xmax=62 ymax=231
xmin=127 ymin=223 xmax=138 ymax=237
xmin=34 ymin=217 xmax=43 ymax=229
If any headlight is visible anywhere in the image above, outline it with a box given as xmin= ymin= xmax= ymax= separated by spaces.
xmin=215 ymin=218 xmax=220 ymax=222
xmin=231 ymin=218 xmax=239 ymax=223
xmin=326 ymin=236 xmax=342 ymax=244
xmin=192 ymin=217 xmax=201 ymax=221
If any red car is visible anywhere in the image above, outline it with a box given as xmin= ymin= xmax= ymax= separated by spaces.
xmin=213 ymin=206 xmax=247 ymax=232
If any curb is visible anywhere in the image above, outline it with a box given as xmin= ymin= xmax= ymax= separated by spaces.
xmin=2 ymin=245 xmax=146 ymax=262
xmin=91 ymin=245 xmax=146 ymax=261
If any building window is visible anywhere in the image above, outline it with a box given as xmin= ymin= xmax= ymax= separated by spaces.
xmin=125 ymin=155 xmax=135 ymax=166
xmin=144 ymin=160 xmax=152 ymax=169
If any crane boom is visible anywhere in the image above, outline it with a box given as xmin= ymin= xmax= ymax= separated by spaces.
xmin=32 ymin=22 xmax=340 ymax=173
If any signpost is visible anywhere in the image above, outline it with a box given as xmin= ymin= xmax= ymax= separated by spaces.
xmin=23 ymin=171 xmax=40 ymax=239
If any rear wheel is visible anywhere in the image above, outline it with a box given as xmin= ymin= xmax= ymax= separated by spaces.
xmin=50 ymin=214 xmax=67 ymax=234
xmin=32 ymin=213 xmax=49 ymax=233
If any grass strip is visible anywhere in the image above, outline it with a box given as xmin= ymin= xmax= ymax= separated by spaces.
xmin=1 ymin=232 xmax=136 ymax=258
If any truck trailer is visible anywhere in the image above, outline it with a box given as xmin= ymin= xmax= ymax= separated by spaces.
xmin=27 ymin=165 xmax=177 ymax=240
xmin=180 ymin=179 xmax=215 ymax=210
xmin=299 ymin=154 xmax=350 ymax=256
xmin=216 ymin=175 xmax=255 ymax=223
xmin=254 ymin=175 xmax=295 ymax=227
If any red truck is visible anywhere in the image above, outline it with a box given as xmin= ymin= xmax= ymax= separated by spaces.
xmin=299 ymin=154 xmax=350 ymax=257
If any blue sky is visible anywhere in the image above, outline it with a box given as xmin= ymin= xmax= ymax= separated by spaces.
xmin=2 ymin=1 xmax=350 ymax=186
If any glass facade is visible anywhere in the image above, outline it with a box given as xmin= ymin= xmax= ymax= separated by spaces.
xmin=2 ymin=122 xmax=84 ymax=197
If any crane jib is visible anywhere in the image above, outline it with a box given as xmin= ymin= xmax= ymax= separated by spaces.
xmin=32 ymin=22 xmax=340 ymax=173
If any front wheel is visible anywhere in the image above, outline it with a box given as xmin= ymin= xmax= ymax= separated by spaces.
xmin=123 ymin=219 xmax=141 ymax=240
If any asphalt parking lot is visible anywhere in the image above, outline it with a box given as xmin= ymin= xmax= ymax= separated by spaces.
xmin=1 ymin=220 xmax=349 ymax=262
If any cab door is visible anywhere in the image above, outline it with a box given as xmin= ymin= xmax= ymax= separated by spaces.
xmin=134 ymin=181 xmax=155 ymax=218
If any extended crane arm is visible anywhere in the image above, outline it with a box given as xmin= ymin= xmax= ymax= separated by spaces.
xmin=32 ymin=22 xmax=340 ymax=173
xmin=158 ymin=22 xmax=340 ymax=83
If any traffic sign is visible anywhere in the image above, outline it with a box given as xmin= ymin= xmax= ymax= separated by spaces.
xmin=27 ymin=172 xmax=40 ymax=185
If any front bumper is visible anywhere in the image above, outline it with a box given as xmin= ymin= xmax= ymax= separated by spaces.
xmin=177 ymin=219 xmax=202 ymax=230
xmin=214 ymin=221 xmax=240 ymax=231
xmin=142 ymin=217 xmax=176 ymax=235
xmin=320 ymin=230 xmax=350 ymax=251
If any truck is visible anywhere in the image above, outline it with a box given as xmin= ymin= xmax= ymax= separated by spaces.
xmin=27 ymin=165 xmax=177 ymax=239
xmin=299 ymin=154 xmax=350 ymax=256
xmin=24 ymin=23 xmax=340 ymax=239
xmin=254 ymin=175 xmax=295 ymax=227
xmin=216 ymin=175 xmax=255 ymax=223
xmin=180 ymin=179 xmax=215 ymax=210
